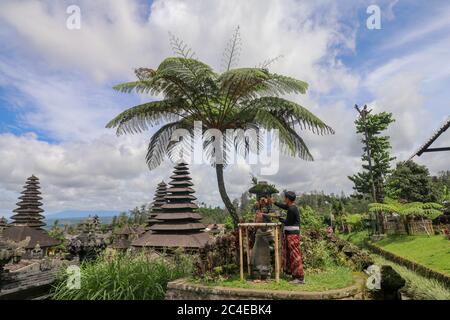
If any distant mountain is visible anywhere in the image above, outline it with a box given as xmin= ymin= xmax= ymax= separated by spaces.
xmin=46 ymin=210 xmax=121 ymax=220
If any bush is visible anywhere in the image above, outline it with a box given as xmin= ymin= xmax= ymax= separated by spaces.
xmin=300 ymin=206 xmax=324 ymax=230
xmin=194 ymin=234 xmax=238 ymax=280
xmin=51 ymin=251 xmax=192 ymax=300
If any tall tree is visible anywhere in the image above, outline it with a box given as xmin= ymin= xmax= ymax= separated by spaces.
xmin=106 ymin=29 xmax=334 ymax=227
xmin=349 ymin=110 xmax=395 ymax=202
xmin=385 ymin=160 xmax=440 ymax=203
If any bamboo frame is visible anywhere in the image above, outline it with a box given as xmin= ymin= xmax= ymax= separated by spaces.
xmin=238 ymin=223 xmax=282 ymax=283
xmin=245 ymin=226 xmax=251 ymax=274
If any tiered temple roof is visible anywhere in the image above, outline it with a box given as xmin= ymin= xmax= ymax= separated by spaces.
xmin=9 ymin=175 xmax=45 ymax=229
xmin=148 ymin=181 xmax=167 ymax=227
xmin=3 ymin=175 xmax=59 ymax=251
xmin=133 ymin=162 xmax=210 ymax=250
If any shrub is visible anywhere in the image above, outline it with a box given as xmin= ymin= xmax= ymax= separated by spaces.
xmin=194 ymin=233 xmax=238 ymax=280
xmin=300 ymin=206 xmax=324 ymax=230
xmin=51 ymin=251 xmax=192 ymax=300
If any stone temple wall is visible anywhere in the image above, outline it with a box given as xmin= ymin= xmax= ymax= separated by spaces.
xmin=0 ymin=259 xmax=70 ymax=300
xmin=165 ymin=276 xmax=366 ymax=300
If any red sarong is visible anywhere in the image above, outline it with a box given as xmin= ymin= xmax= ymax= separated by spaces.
xmin=283 ymin=234 xmax=304 ymax=279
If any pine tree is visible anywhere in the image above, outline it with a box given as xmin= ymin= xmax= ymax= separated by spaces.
xmin=349 ymin=110 xmax=396 ymax=202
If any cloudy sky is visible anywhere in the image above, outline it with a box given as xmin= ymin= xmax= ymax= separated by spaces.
xmin=0 ymin=0 xmax=449 ymax=216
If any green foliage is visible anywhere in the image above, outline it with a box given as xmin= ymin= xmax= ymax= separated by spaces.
xmin=299 ymin=206 xmax=323 ymax=230
xmin=385 ymin=160 xmax=441 ymax=203
xmin=48 ymin=222 xmax=67 ymax=253
xmin=349 ymin=111 xmax=396 ymax=201
xmin=51 ymin=251 xmax=193 ymax=300
xmin=342 ymin=213 xmax=366 ymax=232
xmin=248 ymin=178 xmax=279 ymax=198
xmin=369 ymin=199 xmax=443 ymax=220
xmin=198 ymin=206 xmax=227 ymax=224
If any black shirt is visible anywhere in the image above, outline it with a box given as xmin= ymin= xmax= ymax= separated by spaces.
xmin=275 ymin=202 xmax=300 ymax=233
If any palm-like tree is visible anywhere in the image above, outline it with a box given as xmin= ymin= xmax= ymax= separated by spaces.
xmin=106 ymin=30 xmax=334 ymax=227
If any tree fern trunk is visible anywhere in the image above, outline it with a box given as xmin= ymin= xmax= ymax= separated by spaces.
xmin=215 ymin=164 xmax=239 ymax=228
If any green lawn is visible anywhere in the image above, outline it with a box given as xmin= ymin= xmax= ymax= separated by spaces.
xmin=374 ymin=235 xmax=450 ymax=276
xmin=200 ymin=266 xmax=355 ymax=292
xmin=340 ymin=230 xmax=370 ymax=247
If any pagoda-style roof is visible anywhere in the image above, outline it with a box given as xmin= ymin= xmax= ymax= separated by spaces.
xmin=148 ymin=181 xmax=168 ymax=227
xmin=166 ymin=187 xmax=195 ymax=194
xmin=110 ymin=237 xmax=132 ymax=250
xmin=132 ymin=162 xmax=211 ymax=250
xmin=116 ymin=225 xmax=141 ymax=235
xmin=132 ymin=232 xmax=210 ymax=249
xmin=153 ymin=212 xmax=203 ymax=220
xmin=149 ymin=223 xmax=205 ymax=232
xmin=410 ymin=116 xmax=450 ymax=159
xmin=169 ymin=180 xmax=194 ymax=186
xmin=2 ymin=226 xmax=60 ymax=249
xmin=161 ymin=203 xmax=199 ymax=210
xmin=169 ymin=175 xmax=192 ymax=180
xmin=9 ymin=175 xmax=47 ymax=229
xmin=164 ymin=195 xmax=197 ymax=201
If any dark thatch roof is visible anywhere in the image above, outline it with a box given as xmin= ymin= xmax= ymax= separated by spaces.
xmin=2 ymin=226 xmax=60 ymax=249
xmin=149 ymin=223 xmax=206 ymax=232
xmin=153 ymin=213 xmax=203 ymax=220
xmin=132 ymin=231 xmax=211 ymax=249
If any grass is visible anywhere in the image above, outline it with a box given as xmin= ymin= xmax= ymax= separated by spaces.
xmin=373 ymin=255 xmax=450 ymax=300
xmin=51 ymin=251 xmax=193 ymax=300
xmin=374 ymin=235 xmax=450 ymax=275
xmin=339 ymin=230 xmax=370 ymax=247
xmin=199 ymin=266 xmax=355 ymax=292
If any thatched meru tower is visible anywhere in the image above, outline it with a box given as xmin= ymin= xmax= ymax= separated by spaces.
xmin=9 ymin=175 xmax=45 ymax=229
xmin=133 ymin=162 xmax=211 ymax=250
xmin=2 ymin=175 xmax=59 ymax=257
xmin=148 ymin=181 xmax=167 ymax=227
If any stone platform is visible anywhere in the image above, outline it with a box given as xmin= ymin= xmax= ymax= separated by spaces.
xmin=166 ymin=274 xmax=366 ymax=300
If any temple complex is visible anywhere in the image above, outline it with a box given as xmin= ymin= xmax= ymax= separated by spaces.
xmin=111 ymin=225 xmax=145 ymax=250
xmin=148 ymin=181 xmax=167 ymax=227
xmin=2 ymin=176 xmax=59 ymax=257
xmin=133 ymin=162 xmax=211 ymax=250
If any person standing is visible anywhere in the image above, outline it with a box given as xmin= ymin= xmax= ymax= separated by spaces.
xmin=274 ymin=191 xmax=305 ymax=284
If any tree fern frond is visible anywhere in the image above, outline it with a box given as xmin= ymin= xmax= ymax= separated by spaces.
xmin=169 ymin=32 xmax=196 ymax=59
xmin=146 ymin=121 xmax=183 ymax=170
xmin=253 ymin=109 xmax=313 ymax=160
xmin=105 ymin=99 xmax=185 ymax=135
xmin=247 ymin=97 xmax=334 ymax=135
xmin=257 ymin=55 xmax=284 ymax=69
xmin=222 ymin=26 xmax=242 ymax=72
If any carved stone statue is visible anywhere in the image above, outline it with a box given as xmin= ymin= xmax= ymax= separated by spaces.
xmin=31 ymin=243 xmax=43 ymax=260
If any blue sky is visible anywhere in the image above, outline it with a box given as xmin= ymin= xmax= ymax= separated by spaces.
xmin=0 ymin=0 xmax=449 ymax=214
